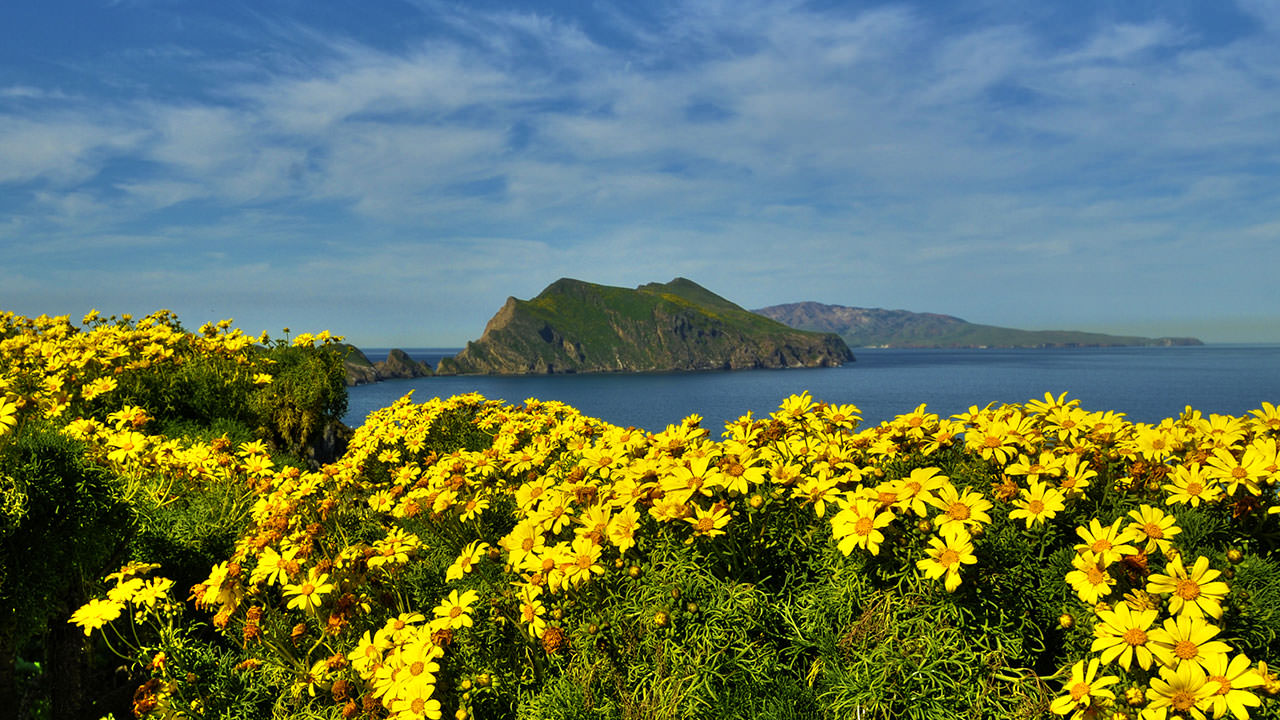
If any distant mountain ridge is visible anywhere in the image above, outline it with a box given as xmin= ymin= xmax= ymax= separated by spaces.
xmin=438 ymin=278 xmax=854 ymax=374
xmin=753 ymin=302 xmax=1203 ymax=348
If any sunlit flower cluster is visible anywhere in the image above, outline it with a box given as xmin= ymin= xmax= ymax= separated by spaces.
xmin=23 ymin=308 xmax=1275 ymax=719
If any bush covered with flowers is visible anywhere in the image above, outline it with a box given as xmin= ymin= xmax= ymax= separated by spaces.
xmin=2 ymin=308 xmax=1280 ymax=719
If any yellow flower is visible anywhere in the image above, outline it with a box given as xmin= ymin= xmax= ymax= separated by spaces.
xmin=517 ymin=584 xmax=548 ymax=639
xmin=131 ymin=577 xmax=175 ymax=609
xmin=501 ymin=520 xmax=546 ymax=569
xmin=250 ymin=546 xmax=299 ymax=587
xmin=283 ymin=568 xmax=334 ymax=613
xmin=1005 ymin=451 xmax=1065 ymax=482
xmin=1148 ymin=613 xmax=1232 ymax=671
xmin=1073 ymin=518 xmax=1139 ymax=567
xmin=1008 ymin=480 xmax=1066 ymax=529
xmin=686 ymin=503 xmax=731 ymax=539
xmin=252 ymin=373 xmax=274 ymax=385
xmin=831 ymin=496 xmax=895 ymax=556
xmin=81 ymin=375 xmax=118 ymax=401
xmin=1144 ymin=662 xmax=1221 ymax=719
xmin=445 ymin=541 xmax=489 ymax=582
xmin=1050 ymin=658 xmax=1119 ymax=717
xmin=1091 ymin=603 xmax=1160 ymax=671
xmin=432 ymin=589 xmax=478 ymax=630
xmin=1126 ymin=505 xmax=1181 ymax=556
xmin=916 ymin=528 xmax=976 ymax=592
xmin=106 ymin=577 xmax=145 ymax=603
xmin=662 ymin=455 xmax=720 ymax=504
xmin=69 ymin=598 xmax=125 ymax=636
xmin=389 ymin=688 xmax=442 ymax=720
xmin=1066 ymin=552 xmax=1116 ymax=605
xmin=1204 ymin=447 xmax=1268 ymax=496
xmin=1163 ymin=464 xmax=1222 ymax=507
xmin=1058 ymin=454 xmax=1097 ymax=496
xmin=890 ymin=467 xmax=949 ymax=517
xmin=369 ymin=529 xmax=422 ymax=572
xmin=562 ymin=536 xmax=605 ymax=587
xmin=1147 ymin=555 xmax=1229 ymax=620
xmin=1202 ymin=653 xmax=1264 ymax=720
xmin=792 ymin=471 xmax=842 ymax=518
xmin=927 ymin=483 xmax=992 ymax=534
xmin=606 ymin=504 xmax=641 ymax=553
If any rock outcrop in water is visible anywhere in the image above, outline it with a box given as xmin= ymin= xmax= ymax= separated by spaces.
xmin=341 ymin=345 xmax=433 ymax=386
xmin=437 ymin=278 xmax=853 ymax=375
xmin=754 ymin=302 xmax=1204 ymax=349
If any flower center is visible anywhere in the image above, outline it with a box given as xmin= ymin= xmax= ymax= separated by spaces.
xmin=1208 ymin=675 xmax=1231 ymax=696
xmin=696 ymin=517 xmax=715 ymax=533
xmin=521 ymin=537 xmax=535 ymax=551
xmin=1122 ymin=628 xmax=1148 ymax=646
xmin=1143 ymin=522 xmax=1164 ymax=539
xmin=947 ymin=503 xmax=971 ymax=521
xmin=449 ymin=606 xmax=463 ymax=619
xmin=1174 ymin=640 xmax=1199 ymax=660
xmin=300 ymin=583 xmax=314 ymax=596
xmin=1175 ymin=578 xmax=1201 ymax=600
xmin=1186 ymin=482 xmax=1204 ymax=495
xmin=940 ymin=549 xmax=960 ymax=567
xmin=1069 ymin=682 xmax=1091 ymax=701
xmin=1086 ymin=566 xmax=1106 ymax=585
xmin=1171 ymin=689 xmax=1196 ymax=711
xmin=409 ymin=661 xmax=425 ymax=676
xmin=1091 ymin=539 xmax=1113 ymax=553
xmin=727 ymin=464 xmax=745 ymax=477
xmin=1232 ymin=467 xmax=1247 ymax=479
xmin=855 ymin=517 xmax=874 ymax=535
xmin=1028 ymin=499 xmax=1045 ymax=514
xmin=577 ymin=554 xmax=594 ymax=569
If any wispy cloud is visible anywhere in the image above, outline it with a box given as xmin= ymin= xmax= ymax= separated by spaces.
xmin=2 ymin=0 xmax=1279 ymax=342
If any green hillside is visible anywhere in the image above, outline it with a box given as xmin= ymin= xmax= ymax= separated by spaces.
xmin=439 ymin=278 xmax=854 ymax=374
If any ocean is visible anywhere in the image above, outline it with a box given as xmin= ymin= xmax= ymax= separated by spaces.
xmin=343 ymin=345 xmax=1280 ymax=433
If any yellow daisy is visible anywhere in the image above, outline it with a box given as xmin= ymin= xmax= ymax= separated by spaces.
xmin=1147 ymin=555 xmax=1229 ymax=620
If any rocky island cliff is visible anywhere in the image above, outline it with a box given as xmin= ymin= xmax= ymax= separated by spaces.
xmin=340 ymin=345 xmax=434 ymax=386
xmin=438 ymin=278 xmax=853 ymax=374
xmin=754 ymin=302 xmax=1204 ymax=349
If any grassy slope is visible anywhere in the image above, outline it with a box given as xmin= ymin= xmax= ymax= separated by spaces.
xmin=445 ymin=279 xmax=850 ymax=372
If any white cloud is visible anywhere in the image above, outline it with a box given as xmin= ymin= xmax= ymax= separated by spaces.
xmin=4 ymin=1 xmax=1280 ymax=342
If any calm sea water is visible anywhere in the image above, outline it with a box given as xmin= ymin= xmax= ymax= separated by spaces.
xmin=344 ymin=345 xmax=1280 ymax=433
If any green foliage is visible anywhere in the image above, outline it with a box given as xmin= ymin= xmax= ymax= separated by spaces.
xmin=0 ymin=421 xmax=130 ymax=642
xmin=249 ymin=343 xmax=348 ymax=459
xmin=0 ymin=421 xmax=131 ymax=717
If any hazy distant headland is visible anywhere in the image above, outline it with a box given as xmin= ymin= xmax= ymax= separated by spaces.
xmin=754 ymin=302 xmax=1204 ymax=349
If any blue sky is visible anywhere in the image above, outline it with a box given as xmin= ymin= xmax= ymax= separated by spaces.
xmin=3 ymin=0 xmax=1279 ymax=346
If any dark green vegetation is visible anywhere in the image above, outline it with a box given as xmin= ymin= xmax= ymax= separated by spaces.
xmin=754 ymin=302 xmax=1204 ymax=349
xmin=1 ymin=325 xmax=350 ymax=719
xmin=439 ymin=278 xmax=854 ymax=374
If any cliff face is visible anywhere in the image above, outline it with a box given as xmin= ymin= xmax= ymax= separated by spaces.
xmin=438 ymin=278 xmax=854 ymax=375
xmin=754 ymin=302 xmax=1204 ymax=349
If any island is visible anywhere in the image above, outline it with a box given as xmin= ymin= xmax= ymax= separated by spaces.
xmin=753 ymin=302 xmax=1204 ymax=349
xmin=437 ymin=278 xmax=854 ymax=374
